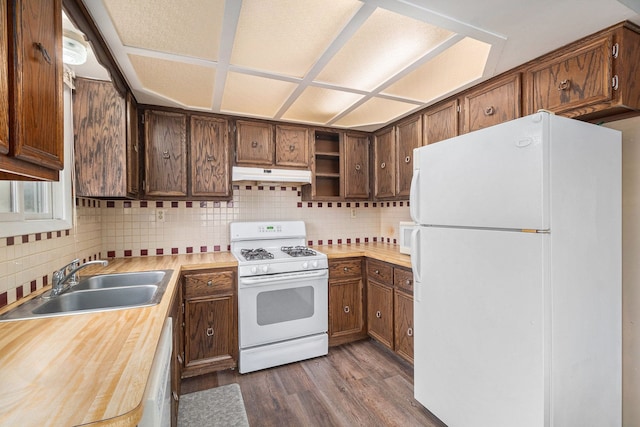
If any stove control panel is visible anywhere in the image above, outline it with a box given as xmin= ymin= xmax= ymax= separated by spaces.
xmin=258 ymin=225 xmax=282 ymax=233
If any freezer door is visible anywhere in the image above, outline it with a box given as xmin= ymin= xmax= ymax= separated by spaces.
xmin=413 ymin=226 xmax=547 ymax=427
xmin=411 ymin=114 xmax=548 ymax=230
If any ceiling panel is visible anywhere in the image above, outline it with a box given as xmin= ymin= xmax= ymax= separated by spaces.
xmin=333 ymin=96 xmax=419 ymax=129
xmin=102 ymin=0 xmax=224 ymax=60
xmin=282 ymin=86 xmax=364 ymax=124
xmin=221 ymin=72 xmax=298 ymax=118
xmin=128 ymin=55 xmax=216 ymax=108
xmin=230 ymin=0 xmax=362 ymax=78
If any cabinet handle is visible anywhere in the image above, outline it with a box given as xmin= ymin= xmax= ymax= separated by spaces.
xmin=376 ymin=310 xmax=382 ymax=319
xmin=343 ymin=267 xmax=349 ymax=272
xmin=380 ymin=162 xmax=386 ymax=169
xmin=557 ymin=79 xmax=571 ymax=91
xmin=251 ymin=141 xmax=258 ymax=148
xmin=206 ymin=155 xmax=215 ymax=162
xmin=355 ymin=164 xmax=361 ymax=171
xmin=206 ymin=327 xmax=214 ymax=336
xmin=344 ymin=305 xmax=350 ymax=313
xmin=207 ymin=280 xmax=213 ymax=286
xmin=407 ymin=327 xmax=413 ymax=337
xmin=34 ymin=42 xmax=52 ymax=64
xmin=484 ymin=106 xmax=495 ymax=116
xmin=172 ymin=391 xmax=179 ymax=402
xmin=177 ymin=354 xmax=183 ymax=364
xmin=404 ymin=156 xmax=411 ymax=164
xmin=289 ymin=144 xmax=295 ymax=152
xmin=162 ymin=150 xmax=170 ymax=159
xmin=612 ymin=75 xmax=619 ymax=91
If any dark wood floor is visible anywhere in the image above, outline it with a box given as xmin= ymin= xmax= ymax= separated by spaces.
xmin=181 ymin=339 xmax=446 ymax=427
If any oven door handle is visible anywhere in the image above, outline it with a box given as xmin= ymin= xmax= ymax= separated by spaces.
xmin=240 ymin=269 xmax=328 ymax=286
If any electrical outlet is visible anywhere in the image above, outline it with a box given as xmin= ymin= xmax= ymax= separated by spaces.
xmin=350 ymin=208 xmax=356 ymax=219
xmin=156 ymin=209 xmax=166 ymax=222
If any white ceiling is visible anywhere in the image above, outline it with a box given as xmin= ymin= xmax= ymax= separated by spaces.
xmin=75 ymin=0 xmax=640 ymax=132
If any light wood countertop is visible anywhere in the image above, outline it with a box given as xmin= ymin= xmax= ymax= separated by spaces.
xmin=0 ymin=245 xmax=408 ymax=426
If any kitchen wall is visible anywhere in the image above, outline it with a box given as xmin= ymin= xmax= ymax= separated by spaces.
xmin=0 ymin=185 xmax=410 ymax=307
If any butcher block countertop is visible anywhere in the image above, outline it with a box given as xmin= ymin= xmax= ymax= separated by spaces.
xmin=0 ymin=244 xmax=408 ymax=426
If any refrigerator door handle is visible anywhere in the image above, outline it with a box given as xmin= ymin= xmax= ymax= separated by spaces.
xmin=410 ymin=227 xmax=422 ymax=302
xmin=410 ymin=170 xmax=419 ymax=223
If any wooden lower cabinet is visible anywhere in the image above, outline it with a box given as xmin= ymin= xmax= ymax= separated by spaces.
xmin=181 ymin=268 xmax=238 ymax=378
xmin=328 ymin=258 xmax=367 ymax=346
xmin=394 ymin=289 xmax=414 ymax=364
xmin=169 ymin=281 xmax=183 ymax=427
xmin=367 ymin=280 xmax=394 ymax=348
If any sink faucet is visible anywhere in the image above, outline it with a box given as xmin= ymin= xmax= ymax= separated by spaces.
xmin=51 ymin=259 xmax=109 ymax=296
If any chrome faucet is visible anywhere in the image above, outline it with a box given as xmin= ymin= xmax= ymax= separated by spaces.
xmin=51 ymin=259 xmax=109 ymax=296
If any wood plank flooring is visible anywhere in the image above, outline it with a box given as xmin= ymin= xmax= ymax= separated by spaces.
xmin=181 ymin=339 xmax=446 ymax=427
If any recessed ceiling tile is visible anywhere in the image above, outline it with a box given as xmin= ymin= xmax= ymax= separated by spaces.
xmin=282 ymin=86 xmax=364 ymax=125
xmin=221 ymin=73 xmax=297 ymax=118
xmin=382 ymin=37 xmax=492 ymax=102
xmin=333 ymin=97 xmax=418 ymax=128
xmin=128 ymin=55 xmax=215 ymax=108
xmin=231 ymin=0 xmax=362 ymax=78
xmin=102 ymin=0 xmax=224 ymax=60
xmin=315 ymin=8 xmax=454 ymax=91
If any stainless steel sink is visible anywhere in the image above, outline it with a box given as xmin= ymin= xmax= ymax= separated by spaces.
xmin=0 ymin=269 xmax=173 ymax=321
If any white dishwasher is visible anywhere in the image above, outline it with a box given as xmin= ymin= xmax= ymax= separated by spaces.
xmin=139 ymin=317 xmax=173 ymax=427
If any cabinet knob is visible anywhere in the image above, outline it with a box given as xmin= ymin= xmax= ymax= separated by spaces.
xmin=407 ymin=327 xmax=413 ymax=337
xmin=380 ymin=162 xmax=386 ymax=169
xmin=557 ymin=79 xmax=571 ymax=91
xmin=206 ymin=155 xmax=215 ymax=162
xmin=206 ymin=327 xmax=214 ymax=337
xmin=251 ymin=140 xmax=258 ymax=148
xmin=355 ymin=163 xmax=361 ymax=171
xmin=376 ymin=310 xmax=382 ymax=319
xmin=177 ymin=354 xmax=183 ymax=364
xmin=374 ymin=269 xmax=380 ymax=274
xmin=207 ymin=280 xmax=213 ymax=286
xmin=162 ymin=150 xmax=170 ymax=159
xmin=343 ymin=267 xmax=349 ymax=272
xmin=34 ymin=42 xmax=52 ymax=64
xmin=344 ymin=305 xmax=350 ymax=313
xmin=404 ymin=156 xmax=411 ymax=164
xmin=172 ymin=391 xmax=179 ymax=402
xmin=289 ymin=144 xmax=295 ymax=152
xmin=484 ymin=106 xmax=495 ymax=116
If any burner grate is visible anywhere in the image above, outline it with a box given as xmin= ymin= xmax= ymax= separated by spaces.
xmin=281 ymin=245 xmax=317 ymax=257
xmin=241 ymin=248 xmax=274 ymax=261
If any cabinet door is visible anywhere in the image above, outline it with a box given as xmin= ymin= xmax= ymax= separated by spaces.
xmin=0 ymin=0 xmax=8 ymax=156
xmin=373 ymin=128 xmax=395 ymax=199
xmin=343 ymin=133 xmax=369 ymax=199
xmin=144 ymin=110 xmax=187 ymax=197
xmin=236 ymin=120 xmax=273 ymax=166
xmin=329 ymin=277 xmax=364 ymax=342
xmin=396 ymin=116 xmax=422 ymax=198
xmin=275 ymin=124 xmax=308 ymax=168
xmin=9 ymin=0 xmax=63 ymax=170
xmin=184 ymin=296 xmax=235 ymax=369
xmin=394 ymin=289 xmax=414 ymax=364
xmin=191 ymin=115 xmax=230 ymax=197
xmin=526 ymin=36 xmax=612 ymax=115
xmin=170 ymin=282 xmax=182 ymax=426
xmin=126 ymin=92 xmax=139 ymax=196
xmin=367 ymin=280 xmax=394 ymax=349
xmin=464 ymin=73 xmax=521 ymax=133
xmin=73 ymin=78 xmax=127 ymax=198
xmin=423 ymin=99 xmax=458 ymax=145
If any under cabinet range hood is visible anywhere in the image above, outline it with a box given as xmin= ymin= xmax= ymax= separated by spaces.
xmin=232 ymin=166 xmax=312 ymax=185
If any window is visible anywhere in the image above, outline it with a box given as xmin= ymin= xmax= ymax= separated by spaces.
xmin=0 ymin=85 xmax=74 ymax=238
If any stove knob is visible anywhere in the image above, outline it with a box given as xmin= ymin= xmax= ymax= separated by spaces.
xmin=261 ymin=265 xmax=269 ymax=273
xmin=312 ymin=260 xmax=318 ymax=268
xmin=251 ymin=267 xmax=257 ymax=274
xmin=302 ymin=262 xmax=309 ymax=269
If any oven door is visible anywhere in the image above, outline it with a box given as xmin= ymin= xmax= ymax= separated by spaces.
xmin=238 ymin=269 xmax=328 ymax=349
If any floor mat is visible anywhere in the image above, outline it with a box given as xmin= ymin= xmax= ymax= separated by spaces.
xmin=178 ymin=383 xmax=249 ymax=427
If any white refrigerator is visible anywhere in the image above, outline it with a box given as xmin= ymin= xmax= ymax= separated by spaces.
xmin=409 ymin=112 xmax=621 ymax=427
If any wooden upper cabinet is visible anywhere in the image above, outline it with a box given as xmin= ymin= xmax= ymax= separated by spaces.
xmin=73 ymin=78 xmax=129 ymax=198
xmin=463 ymin=73 xmax=521 ymax=134
xmin=423 ymin=99 xmax=458 ymax=145
xmin=275 ymin=125 xmax=309 ymax=168
xmin=1 ymin=0 xmax=62 ymax=180
xmin=144 ymin=110 xmax=187 ymax=197
xmin=343 ymin=133 xmax=369 ymax=199
xmin=396 ymin=115 xmax=422 ymax=198
xmin=236 ymin=120 xmax=273 ymax=166
xmin=190 ymin=115 xmax=230 ymax=197
xmin=373 ymin=127 xmax=396 ymax=200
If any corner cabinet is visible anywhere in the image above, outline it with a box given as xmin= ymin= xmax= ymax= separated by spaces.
xmin=303 ymin=130 xmax=342 ymax=200
xmin=1 ymin=0 xmax=63 ymax=181
xmin=328 ymin=258 xmax=367 ymax=346
xmin=144 ymin=110 xmax=187 ymax=197
xmin=181 ymin=268 xmax=238 ymax=378
xmin=395 ymin=115 xmax=422 ymax=198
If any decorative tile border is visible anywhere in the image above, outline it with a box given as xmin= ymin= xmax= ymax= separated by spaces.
xmin=4 ymin=229 xmax=71 ymax=247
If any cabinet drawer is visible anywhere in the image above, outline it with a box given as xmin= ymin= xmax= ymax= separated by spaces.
xmin=366 ymin=260 xmax=393 ymax=284
xmin=329 ymin=258 xmax=362 ymax=279
xmin=184 ymin=271 xmax=235 ymax=298
xmin=394 ymin=268 xmax=414 ymax=294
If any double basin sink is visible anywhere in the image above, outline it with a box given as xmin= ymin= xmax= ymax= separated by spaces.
xmin=0 ymin=270 xmax=173 ymax=321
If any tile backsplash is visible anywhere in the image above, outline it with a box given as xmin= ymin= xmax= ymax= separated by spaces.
xmin=1 ymin=185 xmax=410 ymax=307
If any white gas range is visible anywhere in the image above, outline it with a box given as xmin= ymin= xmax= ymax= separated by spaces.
xmin=230 ymin=221 xmax=329 ymax=374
